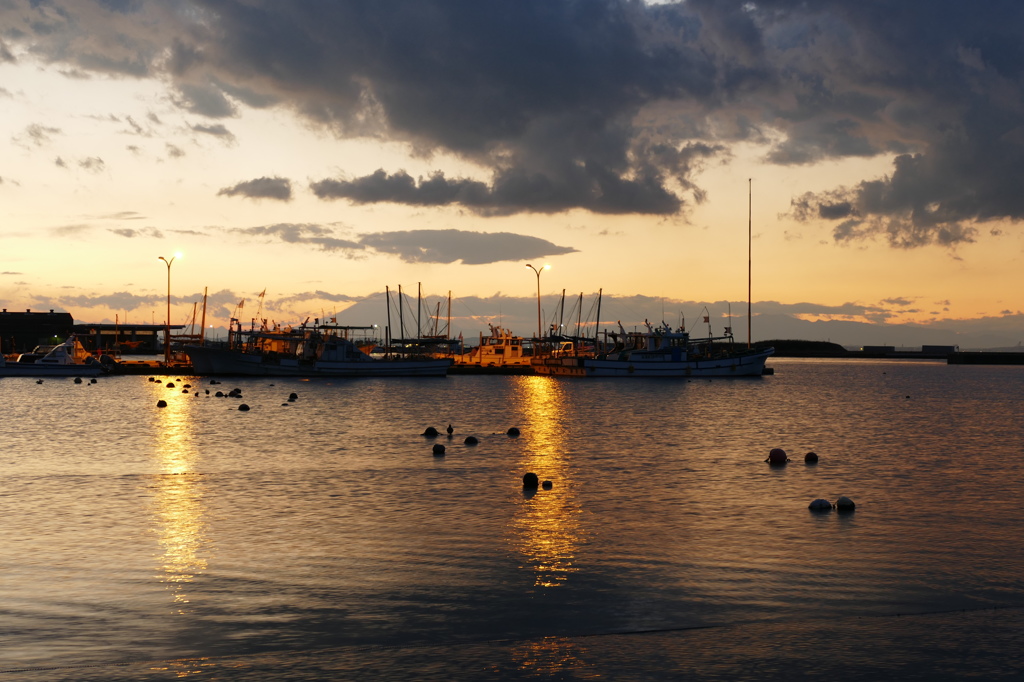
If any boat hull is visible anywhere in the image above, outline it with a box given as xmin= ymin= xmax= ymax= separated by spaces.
xmin=0 ymin=363 xmax=105 ymax=378
xmin=185 ymin=345 xmax=450 ymax=377
xmin=533 ymin=348 xmax=774 ymax=378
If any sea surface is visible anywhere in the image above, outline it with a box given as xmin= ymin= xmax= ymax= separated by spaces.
xmin=2 ymin=358 xmax=1023 ymax=680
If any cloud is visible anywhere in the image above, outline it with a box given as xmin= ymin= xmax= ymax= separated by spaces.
xmin=5 ymin=0 xmax=1024 ymax=241
xmin=13 ymin=123 xmax=61 ymax=148
xmin=108 ymin=227 xmax=164 ymax=238
xmin=224 ymin=223 xmax=576 ymax=264
xmin=78 ymin=156 xmax=105 ymax=172
xmin=219 ymin=176 xmax=292 ymax=201
xmin=190 ymin=123 xmax=236 ymax=143
xmin=358 ymin=229 xmax=578 ymax=264
xmin=227 ymin=223 xmax=364 ymax=254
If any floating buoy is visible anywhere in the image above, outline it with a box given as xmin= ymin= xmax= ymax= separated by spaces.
xmin=182 ymin=389 xmax=189 ymax=394
xmin=210 ymin=379 xmax=219 ymax=384
xmin=447 ymin=423 xmax=454 ymax=435
xmin=766 ymin=448 xmax=789 ymax=465
xmin=215 ymin=391 xmax=224 ymax=397
xmin=808 ymin=498 xmax=832 ymax=511
xmin=156 ymin=400 xmax=167 ymax=408
xmin=74 ymin=377 xmax=82 ymax=384
xmin=432 ymin=443 xmax=446 ymax=456
xmin=423 ymin=426 xmax=440 ymax=437
xmin=205 ymin=389 xmax=210 ymax=395
xmin=288 ymin=392 xmax=298 ymax=402
xmin=148 ymin=377 xmax=155 ymax=382
xmin=804 ymin=451 xmax=819 ymax=463
xmin=507 ymin=427 xmax=521 ymax=437
xmin=238 ymin=404 xmax=250 ymax=411
xmin=166 ymin=382 xmax=175 ymax=388
xmin=464 ymin=436 xmax=479 ymax=445
xmin=90 ymin=378 xmax=97 ymax=384
xmin=835 ymin=496 xmax=856 ymax=511
xmin=183 ymin=383 xmax=192 ymax=389
xmin=522 ymin=472 xmax=539 ymax=489
xmin=542 ymin=480 xmax=553 ymax=490
xmin=36 ymin=379 xmax=43 ymax=384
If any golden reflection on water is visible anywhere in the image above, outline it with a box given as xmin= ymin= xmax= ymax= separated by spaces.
xmin=148 ymin=383 xmax=210 ymax=613
xmin=508 ymin=637 xmax=595 ymax=678
xmin=509 ymin=377 xmax=585 ymax=588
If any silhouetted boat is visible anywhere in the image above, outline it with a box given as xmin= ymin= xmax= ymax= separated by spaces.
xmin=184 ymin=322 xmax=450 ymax=377
xmin=532 ymin=322 xmax=773 ymax=378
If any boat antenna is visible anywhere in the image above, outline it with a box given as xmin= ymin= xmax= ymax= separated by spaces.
xmin=747 ymin=177 xmax=752 ymax=349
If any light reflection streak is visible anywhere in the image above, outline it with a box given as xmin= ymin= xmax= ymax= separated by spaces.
xmin=508 ymin=637 xmax=592 ymax=678
xmin=509 ymin=377 xmax=585 ymax=588
xmin=147 ymin=383 xmax=210 ymax=613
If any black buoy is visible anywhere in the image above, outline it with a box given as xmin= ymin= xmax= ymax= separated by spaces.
xmin=808 ymin=498 xmax=832 ymax=511
xmin=74 ymin=377 xmax=82 ymax=384
xmin=464 ymin=436 xmax=479 ymax=445
xmin=90 ymin=378 xmax=97 ymax=384
xmin=288 ymin=392 xmax=298 ymax=402
xmin=835 ymin=496 xmax=856 ymax=511
xmin=238 ymin=404 xmax=250 ymax=411
xmin=522 ymin=472 xmax=539 ymax=489
xmin=432 ymin=443 xmax=446 ymax=456
xmin=36 ymin=379 xmax=43 ymax=384
xmin=166 ymin=382 xmax=175 ymax=388
xmin=804 ymin=451 xmax=819 ymax=463
xmin=183 ymin=383 xmax=192 ymax=388
xmin=148 ymin=377 xmax=156 ymax=382
xmin=507 ymin=427 xmax=520 ymax=437
xmin=423 ymin=426 xmax=440 ymax=437
xmin=542 ymin=480 xmax=553 ymax=490
xmin=156 ymin=400 xmax=167 ymax=408
xmin=215 ymin=391 xmax=224 ymax=397
xmin=766 ymin=448 xmax=789 ymax=465
xmin=446 ymin=423 xmax=454 ymax=436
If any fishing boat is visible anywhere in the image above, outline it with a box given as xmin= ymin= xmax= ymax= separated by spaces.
xmin=532 ymin=321 xmax=773 ymax=378
xmin=0 ymin=335 xmax=109 ymax=377
xmin=184 ymin=320 xmax=451 ymax=377
xmin=452 ymin=325 xmax=534 ymax=369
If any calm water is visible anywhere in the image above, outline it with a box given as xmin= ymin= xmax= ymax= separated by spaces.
xmin=2 ymin=359 xmax=1024 ymax=680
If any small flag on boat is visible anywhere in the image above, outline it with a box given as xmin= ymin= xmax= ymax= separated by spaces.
xmin=703 ymin=315 xmax=710 ymax=323
xmin=725 ymin=326 xmax=732 ymax=334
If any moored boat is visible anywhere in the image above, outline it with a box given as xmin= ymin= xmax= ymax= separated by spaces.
xmin=185 ymin=321 xmax=451 ymax=377
xmin=532 ymin=322 xmax=773 ymax=378
xmin=0 ymin=335 xmax=109 ymax=377
xmin=450 ymin=325 xmax=534 ymax=371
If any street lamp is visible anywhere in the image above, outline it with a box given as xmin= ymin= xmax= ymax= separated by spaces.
xmin=524 ymin=263 xmax=550 ymax=339
xmin=158 ymin=253 xmax=182 ymax=366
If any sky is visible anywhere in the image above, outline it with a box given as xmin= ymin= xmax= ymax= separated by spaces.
xmin=2 ymin=0 xmax=1023 ymax=348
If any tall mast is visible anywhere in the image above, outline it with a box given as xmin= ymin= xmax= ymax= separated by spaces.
xmin=398 ymin=285 xmax=405 ymax=340
xmin=747 ymin=177 xmax=752 ymax=349
xmin=595 ymin=288 xmax=603 ymax=352
xmin=417 ymin=282 xmax=422 ymax=339
xmin=385 ymin=286 xmax=393 ymax=359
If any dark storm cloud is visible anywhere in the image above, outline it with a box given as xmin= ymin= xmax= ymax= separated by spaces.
xmin=6 ymin=1 xmax=1024 ymax=245
xmin=219 ymin=176 xmax=292 ymax=201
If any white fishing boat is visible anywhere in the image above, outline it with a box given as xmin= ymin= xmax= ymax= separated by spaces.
xmin=185 ymin=321 xmax=451 ymax=377
xmin=0 ymin=335 xmax=108 ymax=377
xmin=532 ymin=322 xmax=773 ymax=378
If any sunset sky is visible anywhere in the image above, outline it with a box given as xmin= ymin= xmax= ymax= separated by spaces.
xmin=2 ymin=1 xmax=1023 ymax=346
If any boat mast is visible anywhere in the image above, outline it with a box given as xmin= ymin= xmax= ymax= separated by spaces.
xmin=417 ymin=282 xmax=422 ymax=340
xmin=199 ymin=287 xmax=207 ymax=344
xmin=385 ymin=286 xmax=393 ymax=359
xmin=595 ymin=288 xmax=603 ymax=353
xmin=398 ymin=285 xmax=405 ymax=340
xmin=558 ymin=289 xmax=566 ymax=336
xmin=747 ymin=177 xmax=752 ymax=349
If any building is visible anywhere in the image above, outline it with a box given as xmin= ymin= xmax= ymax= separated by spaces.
xmin=0 ymin=309 xmax=75 ymax=354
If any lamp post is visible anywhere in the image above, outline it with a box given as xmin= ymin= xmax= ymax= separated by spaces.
xmin=158 ymin=254 xmax=180 ymax=366
xmin=524 ymin=263 xmax=550 ymax=340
